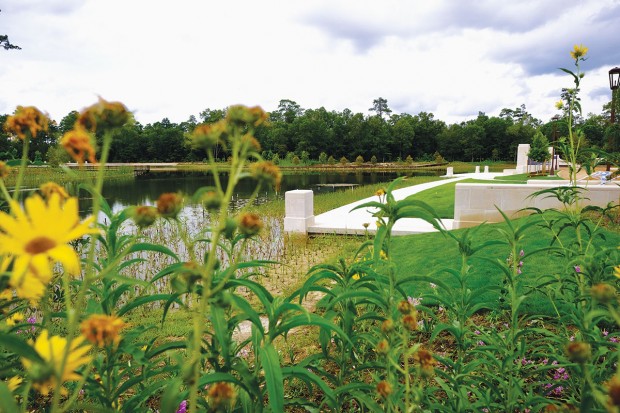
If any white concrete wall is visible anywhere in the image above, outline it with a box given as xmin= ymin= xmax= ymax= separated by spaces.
xmin=454 ymin=182 xmax=620 ymax=229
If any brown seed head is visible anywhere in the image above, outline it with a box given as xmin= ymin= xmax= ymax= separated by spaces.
xmin=414 ymin=348 xmax=436 ymax=377
xmin=226 ymin=105 xmax=268 ymax=128
xmin=201 ymin=191 xmax=222 ymax=211
xmin=191 ymin=122 xmax=228 ymax=150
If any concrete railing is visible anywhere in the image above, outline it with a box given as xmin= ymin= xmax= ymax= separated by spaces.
xmin=454 ymin=181 xmax=620 ymax=229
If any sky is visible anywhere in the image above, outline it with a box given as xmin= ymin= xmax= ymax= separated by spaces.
xmin=1 ymin=0 xmax=620 ymax=126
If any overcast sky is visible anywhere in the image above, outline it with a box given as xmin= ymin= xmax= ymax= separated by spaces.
xmin=1 ymin=0 xmax=619 ymax=126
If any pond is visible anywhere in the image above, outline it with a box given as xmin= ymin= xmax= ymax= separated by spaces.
xmin=95 ymin=169 xmax=444 ymax=213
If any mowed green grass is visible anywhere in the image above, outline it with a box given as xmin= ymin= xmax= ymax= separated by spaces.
xmin=391 ymin=214 xmax=620 ymax=316
xmin=406 ymin=174 xmax=564 ymax=219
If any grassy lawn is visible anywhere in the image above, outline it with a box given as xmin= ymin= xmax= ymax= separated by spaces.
xmin=406 ymin=174 xmax=564 ymax=219
xmin=391 ymin=214 xmax=620 ymax=316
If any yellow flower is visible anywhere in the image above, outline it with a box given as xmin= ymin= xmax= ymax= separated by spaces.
xmin=0 ymin=288 xmax=12 ymax=302
xmin=614 ymin=265 xmax=620 ymax=279
xmin=570 ymin=44 xmax=588 ymax=60
xmin=22 ymin=330 xmax=91 ymax=395
xmin=80 ymin=314 xmax=125 ymax=347
xmin=380 ymin=250 xmax=388 ymax=260
xmin=6 ymin=312 xmax=24 ymax=326
xmin=0 ymin=193 xmax=99 ymax=303
xmin=4 ymin=106 xmax=49 ymax=140
xmin=60 ymin=127 xmax=97 ymax=164
xmin=39 ymin=182 xmax=69 ymax=203
xmin=375 ymin=188 xmax=386 ymax=197
xmin=7 ymin=376 xmax=22 ymax=392
xmin=352 ymin=273 xmax=360 ymax=280
xmin=555 ymin=100 xmax=564 ymax=110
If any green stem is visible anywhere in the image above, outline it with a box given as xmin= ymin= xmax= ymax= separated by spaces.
xmin=13 ymin=134 xmax=30 ymax=201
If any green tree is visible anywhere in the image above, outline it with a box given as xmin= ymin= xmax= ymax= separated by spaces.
xmin=528 ymin=130 xmax=551 ymax=174
xmin=327 ymin=155 xmax=336 ymax=165
xmin=369 ymin=97 xmax=392 ymax=119
xmin=318 ymin=152 xmax=328 ymax=164
xmin=1 ymin=11 xmax=21 ymax=50
xmin=355 ymin=155 xmax=364 ymax=164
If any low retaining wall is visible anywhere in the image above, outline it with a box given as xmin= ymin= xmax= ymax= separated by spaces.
xmin=454 ymin=182 xmax=620 ymax=229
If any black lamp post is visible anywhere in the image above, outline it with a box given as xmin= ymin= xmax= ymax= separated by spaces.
xmin=607 ymin=67 xmax=620 ymax=171
xmin=550 ymin=114 xmax=560 ymax=175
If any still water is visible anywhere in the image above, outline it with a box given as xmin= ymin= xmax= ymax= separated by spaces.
xmin=96 ymin=170 xmax=442 ymax=212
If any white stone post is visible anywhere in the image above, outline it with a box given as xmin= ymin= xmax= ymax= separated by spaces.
xmin=484 ymin=165 xmax=489 ymax=173
xmin=475 ymin=165 xmax=480 ymax=174
xmin=446 ymin=166 xmax=454 ymax=177
xmin=516 ymin=144 xmax=531 ymax=174
xmin=284 ymin=190 xmax=315 ymax=234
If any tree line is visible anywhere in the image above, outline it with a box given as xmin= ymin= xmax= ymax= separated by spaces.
xmin=1 ymin=98 xmax=618 ymax=165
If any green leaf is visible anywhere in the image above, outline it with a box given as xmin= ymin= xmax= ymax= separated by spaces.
xmin=127 ymin=242 xmax=179 ymax=261
xmin=275 ymin=313 xmax=351 ymax=344
xmin=0 ymin=382 xmax=19 ymax=413
xmin=259 ymin=343 xmax=284 ymax=413
xmin=160 ymin=378 xmax=183 ymax=413
xmin=145 ymin=341 xmax=187 ymax=359
xmin=118 ymin=294 xmax=180 ymax=316
xmin=282 ymin=366 xmax=336 ymax=407
xmin=0 ymin=333 xmax=44 ymax=363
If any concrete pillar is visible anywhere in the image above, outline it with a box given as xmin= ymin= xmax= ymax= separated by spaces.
xmin=446 ymin=166 xmax=454 ymax=177
xmin=516 ymin=144 xmax=531 ymax=174
xmin=475 ymin=165 xmax=480 ymax=174
xmin=484 ymin=165 xmax=489 ymax=173
xmin=284 ymin=190 xmax=315 ymax=233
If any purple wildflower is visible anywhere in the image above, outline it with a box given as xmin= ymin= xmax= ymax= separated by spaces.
xmin=574 ymin=265 xmax=581 ymax=273
xmin=176 ymin=400 xmax=188 ymax=413
xmin=519 ymin=250 xmax=524 ymax=257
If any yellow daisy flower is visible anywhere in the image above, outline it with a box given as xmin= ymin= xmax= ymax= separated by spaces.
xmin=6 ymin=312 xmax=24 ymax=326
xmin=570 ymin=44 xmax=588 ymax=60
xmin=7 ymin=376 xmax=22 ymax=392
xmin=22 ymin=330 xmax=91 ymax=395
xmin=0 ymin=193 xmax=99 ymax=302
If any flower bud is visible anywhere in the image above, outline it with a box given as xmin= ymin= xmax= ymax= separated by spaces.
xmin=590 ymin=283 xmax=616 ymax=304
xmin=376 ymin=380 xmax=392 ymax=398
xmin=201 ymin=191 xmax=222 ymax=211
xmin=402 ymin=313 xmax=418 ymax=331
xmin=207 ymin=382 xmax=236 ymax=408
xmin=608 ymin=375 xmax=620 ymax=407
xmin=238 ymin=213 xmax=262 ymax=237
xmin=156 ymin=192 xmax=183 ymax=219
xmin=77 ymin=97 xmax=130 ymax=133
xmin=4 ymin=106 xmax=49 ymax=140
xmin=381 ymin=318 xmax=394 ymax=334
xmin=0 ymin=161 xmax=11 ymax=179
xmin=376 ymin=339 xmax=390 ymax=355
xmin=397 ymin=300 xmax=414 ymax=315
xmin=132 ymin=205 xmax=158 ymax=228
xmin=566 ymin=341 xmax=591 ymax=364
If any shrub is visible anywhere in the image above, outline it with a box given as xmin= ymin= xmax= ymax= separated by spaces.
xmin=318 ymin=152 xmax=328 ymax=164
xmin=371 ymin=155 xmax=378 ymax=164
xmin=292 ymin=155 xmax=300 ymax=165
xmin=340 ymin=156 xmax=349 ymax=165
xmin=405 ymin=155 xmax=413 ymax=164
xmin=434 ymin=151 xmax=446 ymax=163
xmin=355 ymin=155 xmax=364 ymax=165
xmin=327 ymin=155 xmax=336 ymax=165
xmin=271 ymin=152 xmax=280 ymax=165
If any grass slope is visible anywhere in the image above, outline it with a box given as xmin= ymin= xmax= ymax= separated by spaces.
xmin=391 ymin=214 xmax=620 ymax=316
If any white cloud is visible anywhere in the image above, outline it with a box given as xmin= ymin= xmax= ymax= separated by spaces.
xmin=0 ymin=0 xmax=618 ymax=126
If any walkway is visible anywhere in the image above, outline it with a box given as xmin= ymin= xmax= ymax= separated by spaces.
xmin=307 ymin=172 xmax=503 ymax=235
